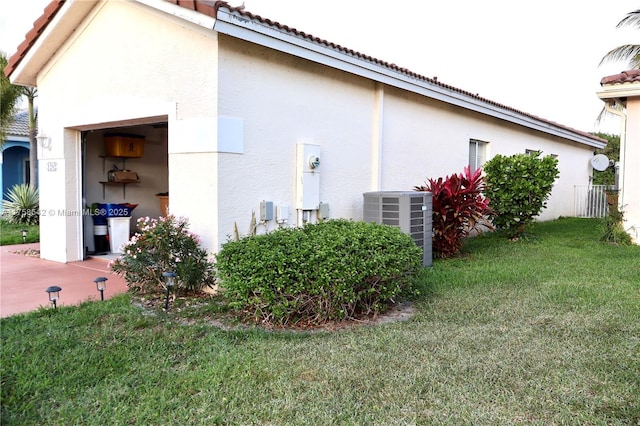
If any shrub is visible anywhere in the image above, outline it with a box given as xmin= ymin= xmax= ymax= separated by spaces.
xmin=591 ymin=133 xmax=618 ymax=186
xmin=215 ymin=219 xmax=422 ymax=326
xmin=483 ymin=152 xmax=559 ymax=237
xmin=414 ymin=166 xmax=493 ymax=258
xmin=110 ymin=215 xmax=215 ymax=294
xmin=1 ymin=184 xmax=39 ymax=225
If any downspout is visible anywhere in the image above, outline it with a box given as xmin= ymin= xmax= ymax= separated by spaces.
xmin=371 ymin=82 xmax=384 ymax=190
xmin=604 ymin=99 xmax=627 ymax=208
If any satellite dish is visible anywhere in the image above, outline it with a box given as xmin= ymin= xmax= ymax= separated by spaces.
xmin=591 ymin=154 xmax=609 ymax=171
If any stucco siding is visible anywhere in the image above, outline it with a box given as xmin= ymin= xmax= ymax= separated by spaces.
xmin=34 ymin=1 xmax=219 ymax=261
xmin=215 ymin=36 xmax=595 ymax=249
xmin=382 ymin=88 xmax=595 ymax=221
xmin=39 ymin=2 xmax=218 ymax=120
xmin=216 ymin=36 xmax=376 ymax=244
xmin=170 ymin=152 xmax=219 ymax=251
xmin=623 ymin=98 xmax=640 ymax=241
xmin=25 ymin=2 xmax=601 ymax=261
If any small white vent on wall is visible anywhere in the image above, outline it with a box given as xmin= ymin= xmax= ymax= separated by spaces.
xmin=363 ymin=191 xmax=433 ymax=267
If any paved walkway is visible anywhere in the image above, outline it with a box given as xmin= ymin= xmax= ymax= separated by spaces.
xmin=1 ymin=243 xmax=128 ymax=318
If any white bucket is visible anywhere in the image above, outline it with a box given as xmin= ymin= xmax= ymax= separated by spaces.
xmin=107 ymin=217 xmax=131 ymax=254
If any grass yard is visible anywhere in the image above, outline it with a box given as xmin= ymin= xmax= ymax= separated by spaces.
xmin=1 ymin=218 xmax=639 ymax=425
xmin=0 ymin=220 xmax=39 ymax=245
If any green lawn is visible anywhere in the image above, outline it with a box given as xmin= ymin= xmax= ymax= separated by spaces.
xmin=0 ymin=220 xmax=39 ymax=245
xmin=1 ymin=218 xmax=639 ymax=425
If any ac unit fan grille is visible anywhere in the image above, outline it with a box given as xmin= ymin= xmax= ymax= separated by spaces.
xmin=363 ymin=191 xmax=433 ymax=267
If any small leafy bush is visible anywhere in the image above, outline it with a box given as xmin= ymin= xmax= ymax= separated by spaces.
xmin=215 ymin=219 xmax=422 ymax=326
xmin=414 ymin=166 xmax=493 ymax=258
xmin=483 ymin=152 xmax=559 ymax=238
xmin=591 ymin=133 xmax=618 ymax=185
xmin=111 ymin=215 xmax=215 ymax=294
xmin=1 ymin=184 xmax=39 ymax=225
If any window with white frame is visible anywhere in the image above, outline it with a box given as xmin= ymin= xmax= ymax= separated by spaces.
xmin=469 ymin=139 xmax=488 ymax=171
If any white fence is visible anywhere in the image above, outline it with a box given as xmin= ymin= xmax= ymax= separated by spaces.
xmin=574 ymin=185 xmax=615 ymax=218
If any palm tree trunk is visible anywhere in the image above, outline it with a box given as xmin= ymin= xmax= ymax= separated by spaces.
xmin=26 ymin=88 xmax=38 ymax=189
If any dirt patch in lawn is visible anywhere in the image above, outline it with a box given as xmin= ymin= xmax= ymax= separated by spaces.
xmin=132 ymin=291 xmax=415 ymax=333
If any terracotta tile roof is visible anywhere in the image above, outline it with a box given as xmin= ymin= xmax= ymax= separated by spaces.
xmin=184 ymin=1 xmax=604 ymax=143
xmin=6 ymin=0 xmax=605 ymax=145
xmin=600 ymin=69 xmax=640 ymax=86
xmin=4 ymin=0 xmax=65 ymax=78
xmin=165 ymin=0 xmax=221 ymax=16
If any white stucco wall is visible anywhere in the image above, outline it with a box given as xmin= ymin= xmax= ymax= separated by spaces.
xmin=216 ymin=36 xmax=376 ymax=244
xmin=215 ymin=36 xmax=597 ymax=250
xmin=31 ymin=3 xmax=599 ymax=262
xmin=384 ymin=91 xmax=595 ymax=222
xmin=622 ymin=98 xmax=640 ymax=242
xmin=34 ymin=1 xmax=219 ymax=261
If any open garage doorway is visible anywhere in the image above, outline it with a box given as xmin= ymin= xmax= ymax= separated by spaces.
xmin=81 ymin=121 xmax=168 ymax=259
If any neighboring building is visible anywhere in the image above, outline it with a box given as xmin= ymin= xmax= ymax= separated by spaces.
xmin=598 ymin=69 xmax=640 ymax=243
xmin=5 ymin=0 xmax=606 ymax=263
xmin=1 ymin=110 xmax=32 ymax=205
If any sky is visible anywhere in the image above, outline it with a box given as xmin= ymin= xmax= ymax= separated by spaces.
xmin=1 ymin=0 xmax=637 ymax=135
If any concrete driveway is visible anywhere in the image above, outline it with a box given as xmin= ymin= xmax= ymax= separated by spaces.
xmin=1 ymin=243 xmax=128 ymax=318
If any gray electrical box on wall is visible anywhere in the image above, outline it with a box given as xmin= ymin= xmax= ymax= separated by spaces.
xmin=318 ymin=202 xmax=330 ymax=220
xmin=363 ymin=191 xmax=433 ymax=267
xmin=260 ymin=200 xmax=274 ymax=221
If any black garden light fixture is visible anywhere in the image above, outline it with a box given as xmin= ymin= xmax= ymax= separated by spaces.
xmin=21 ymin=229 xmax=28 ymax=243
xmin=162 ymin=271 xmax=177 ymax=310
xmin=45 ymin=286 xmax=62 ymax=309
xmin=93 ymin=276 xmax=108 ymax=301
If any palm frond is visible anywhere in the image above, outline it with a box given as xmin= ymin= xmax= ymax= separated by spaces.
xmin=599 ymin=44 xmax=640 ymax=68
xmin=617 ymin=9 xmax=640 ymax=29
xmin=594 ymin=101 xmax=625 ymax=127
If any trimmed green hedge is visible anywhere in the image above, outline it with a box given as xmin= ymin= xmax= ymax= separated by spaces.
xmin=215 ymin=219 xmax=422 ymax=326
xmin=483 ymin=152 xmax=559 ymax=237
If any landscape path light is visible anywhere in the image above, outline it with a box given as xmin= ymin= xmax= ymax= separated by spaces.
xmin=45 ymin=286 xmax=62 ymax=309
xmin=21 ymin=229 xmax=27 ymax=243
xmin=93 ymin=277 xmax=108 ymax=301
xmin=162 ymin=271 xmax=177 ymax=311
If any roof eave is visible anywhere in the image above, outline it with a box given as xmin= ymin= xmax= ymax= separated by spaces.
xmin=8 ymin=0 xmax=218 ymax=87
xmin=597 ymin=81 xmax=640 ymax=105
xmin=135 ymin=0 xmax=216 ymax=29
xmin=7 ymin=0 xmax=605 ymax=149
xmin=9 ymin=0 xmax=98 ymax=86
xmin=213 ymin=7 xmax=605 ymax=149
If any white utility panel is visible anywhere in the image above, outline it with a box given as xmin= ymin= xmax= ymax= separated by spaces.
xmin=296 ymin=143 xmax=321 ymax=210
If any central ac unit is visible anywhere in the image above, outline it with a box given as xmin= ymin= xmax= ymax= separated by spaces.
xmin=363 ymin=191 xmax=432 ymax=267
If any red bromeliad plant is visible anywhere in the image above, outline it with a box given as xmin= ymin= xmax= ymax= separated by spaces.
xmin=414 ymin=166 xmax=494 ymax=258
